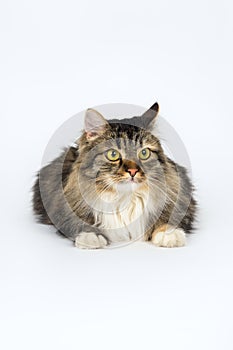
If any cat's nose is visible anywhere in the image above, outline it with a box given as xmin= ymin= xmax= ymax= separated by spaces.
xmin=127 ymin=168 xmax=139 ymax=177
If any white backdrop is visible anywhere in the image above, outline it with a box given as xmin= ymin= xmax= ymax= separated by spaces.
xmin=0 ymin=1 xmax=233 ymax=349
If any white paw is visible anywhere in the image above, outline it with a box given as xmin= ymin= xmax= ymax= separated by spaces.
xmin=75 ymin=232 xmax=108 ymax=249
xmin=152 ymin=228 xmax=186 ymax=248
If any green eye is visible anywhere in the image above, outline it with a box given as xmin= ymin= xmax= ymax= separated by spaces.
xmin=106 ymin=149 xmax=121 ymax=161
xmin=138 ymin=148 xmax=151 ymax=160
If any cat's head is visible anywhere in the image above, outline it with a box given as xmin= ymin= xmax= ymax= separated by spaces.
xmin=78 ymin=103 xmax=167 ymax=194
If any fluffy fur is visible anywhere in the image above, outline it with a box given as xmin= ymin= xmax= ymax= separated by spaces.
xmin=32 ymin=103 xmax=197 ymax=248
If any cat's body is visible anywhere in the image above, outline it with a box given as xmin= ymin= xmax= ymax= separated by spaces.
xmin=33 ymin=103 xmax=196 ymax=248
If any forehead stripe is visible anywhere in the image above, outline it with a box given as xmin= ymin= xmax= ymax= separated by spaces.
xmin=116 ymin=137 xmax=121 ymax=149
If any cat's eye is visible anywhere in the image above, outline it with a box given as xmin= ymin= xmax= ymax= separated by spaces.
xmin=106 ymin=149 xmax=121 ymax=161
xmin=138 ymin=148 xmax=151 ymax=160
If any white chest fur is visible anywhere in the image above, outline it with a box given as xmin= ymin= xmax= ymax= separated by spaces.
xmin=93 ymin=186 xmax=151 ymax=242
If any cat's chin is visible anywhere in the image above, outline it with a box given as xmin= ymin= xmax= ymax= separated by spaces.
xmin=116 ymin=179 xmax=142 ymax=192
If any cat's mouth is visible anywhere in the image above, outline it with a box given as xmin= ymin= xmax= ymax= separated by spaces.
xmin=129 ymin=177 xmax=138 ymax=183
xmin=118 ymin=176 xmax=144 ymax=185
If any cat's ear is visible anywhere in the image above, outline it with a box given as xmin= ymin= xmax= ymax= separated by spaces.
xmin=84 ymin=108 xmax=109 ymax=140
xmin=141 ymin=102 xmax=159 ymax=129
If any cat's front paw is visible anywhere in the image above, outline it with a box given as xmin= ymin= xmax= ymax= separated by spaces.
xmin=151 ymin=228 xmax=186 ymax=248
xmin=74 ymin=232 xmax=108 ymax=249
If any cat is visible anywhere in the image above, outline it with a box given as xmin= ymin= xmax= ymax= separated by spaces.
xmin=32 ymin=102 xmax=197 ymax=249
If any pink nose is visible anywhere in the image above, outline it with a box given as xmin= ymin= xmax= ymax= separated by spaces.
xmin=127 ymin=168 xmax=138 ymax=177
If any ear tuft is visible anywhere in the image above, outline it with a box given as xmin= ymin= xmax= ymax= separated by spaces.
xmin=84 ymin=108 xmax=108 ymax=139
xmin=141 ymin=102 xmax=159 ymax=129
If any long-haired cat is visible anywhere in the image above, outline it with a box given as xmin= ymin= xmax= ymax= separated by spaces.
xmin=33 ymin=102 xmax=196 ymax=248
